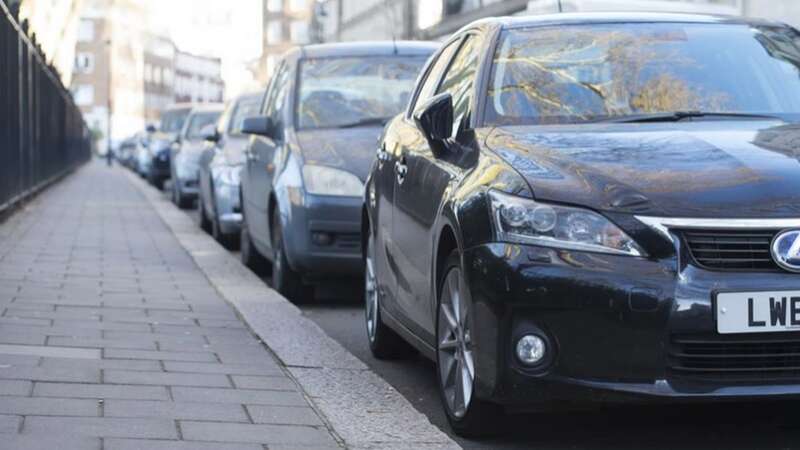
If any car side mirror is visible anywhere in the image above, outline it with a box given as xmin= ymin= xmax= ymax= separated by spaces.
xmin=202 ymin=126 xmax=220 ymax=143
xmin=413 ymin=93 xmax=453 ymax=146
xmin=241 ymin=115 xmax=275 ymax=139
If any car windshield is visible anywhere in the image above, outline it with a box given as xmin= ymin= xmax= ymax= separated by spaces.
xmin=160 ymin=109 xmax=191 ymax=133
xmin=297 ymin=55 xmax=428 ymax=130
xmin=485 ymin=23 xmax=800 ymax=126
xmin=186 ymin=111 xmax=221 ymax=139
xmin=229 ymin=96 xmax=262 ymax=136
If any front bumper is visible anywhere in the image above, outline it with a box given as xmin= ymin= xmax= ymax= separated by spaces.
xmin=462 ymin=242 xmax=800 ymax=410
xmin=282 ymin=192 xmax=362 ymax=277
xmin=150 ymin=152 xmax=170 ymax=178
xmin=213 ymin=181 xmax=242 ymax=235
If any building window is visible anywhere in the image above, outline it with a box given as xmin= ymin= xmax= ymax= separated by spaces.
xmin=267 ymin=0 xmax=283 ymax=13
xmin=75 ymin=52 xmax=95 ymax=74
xmin=290 ymin=20 xmax=308 ymax=44
xmin=73 ymin=85 xmax=94 ymax=106
xmin=267 ymin=20 xmax=283 ymax=44
xmin=289 ymin=0 xmax=307 ymax=13
xmin=77 ymin=20 xmax=94 ymax=42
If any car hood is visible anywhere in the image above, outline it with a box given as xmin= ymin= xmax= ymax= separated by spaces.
xmin=295 ymin=126 xmax=383 ymax=181
xmin=485 ymin=121 xmax=800 ymax=218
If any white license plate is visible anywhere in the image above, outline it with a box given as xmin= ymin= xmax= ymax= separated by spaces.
xmin=717 ymin=291 xmax=800 ymax=334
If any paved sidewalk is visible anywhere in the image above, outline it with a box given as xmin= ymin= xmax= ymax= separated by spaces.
xmin=0 ymin=162 xmax=341 ymax=449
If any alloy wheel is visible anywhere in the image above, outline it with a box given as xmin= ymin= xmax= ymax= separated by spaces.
xmin=365 ymin=235 xmax=378 ymax=343
xmin=437 ymin=266 xmax=474 ymax=419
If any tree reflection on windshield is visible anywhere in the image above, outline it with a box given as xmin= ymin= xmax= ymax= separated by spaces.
xmin=485 ymin=23 xmax=800 ymax=125
xmin=297 ymin=56 xmax=427 ymax=130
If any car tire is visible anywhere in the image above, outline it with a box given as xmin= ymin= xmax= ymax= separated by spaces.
xmin=172 ymin=181 xmax=192 ymax=209
xmin=436 ymin=250 xmax=503 ymax=438
xmin=271 ymin=207 xmax=307 ymax=303
xmin=240 ymin=218 xmax=269 ymax=274
xmin=197 ymin=194 xmax=212 ymax=233
xmin=148 ymin=172 xmax=164 ymax=190
xmin=211 ymin=197 xmax=239 ymax=250
xmin=364 ymin=230 xmax=415 ymax=359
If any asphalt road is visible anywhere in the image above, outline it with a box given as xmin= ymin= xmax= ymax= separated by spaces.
xmin=166 ymin=187 xmax=800 ymax=450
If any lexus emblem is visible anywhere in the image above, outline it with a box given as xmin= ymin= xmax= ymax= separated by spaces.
xmin=771 ymin=230 xmax=800 ymax=272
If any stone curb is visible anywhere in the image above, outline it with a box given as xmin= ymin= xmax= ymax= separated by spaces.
xmin=125 ymin=171 xmax=460 ymax=450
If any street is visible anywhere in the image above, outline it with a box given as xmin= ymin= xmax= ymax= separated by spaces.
xmin=169 ymin=187 xmax=800 ymax=450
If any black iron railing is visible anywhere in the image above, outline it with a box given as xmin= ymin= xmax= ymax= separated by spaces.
xmin=0 ymin=1 xmax=91 ymax=214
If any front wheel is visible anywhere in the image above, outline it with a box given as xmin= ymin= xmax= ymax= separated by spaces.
xmin=271 ymin=208 xmax=307 ymax=302
xmin=365 ymin=230 xmax=414 ymax=359
xmin=436 ymin=250 xmax=502 ymax=437
xmin=240 ymin=218 xmax=269 ymax=274
xmin=197 ymin=193 xmax=212 ymax=233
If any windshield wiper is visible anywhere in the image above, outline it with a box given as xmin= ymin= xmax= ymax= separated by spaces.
xmin=336 ymin=117 xmax=390 ymax=128
xmin=606 ymin=111 xmax=782 ymax=123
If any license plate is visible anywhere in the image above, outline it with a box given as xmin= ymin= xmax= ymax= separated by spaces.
xmin=717 ymin=291 xmax=800 ymax=334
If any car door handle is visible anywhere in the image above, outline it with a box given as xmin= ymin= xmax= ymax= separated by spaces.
xmin=395 ymin=157 xmax=408 ymax=185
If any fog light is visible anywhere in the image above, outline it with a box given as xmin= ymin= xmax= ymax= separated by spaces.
xmin=516 ymin=334 xmax=546 ymax=366
xmin=312 ymin=232 xmax=333 ymax=246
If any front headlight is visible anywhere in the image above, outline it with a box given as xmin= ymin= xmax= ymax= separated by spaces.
xmin=302 ymin=165 xmax=363 ymax=197
xmin=488 ymin=190 xmax=645 ymax=257
xmin=216 ymin=166 xmax=241 ymax=186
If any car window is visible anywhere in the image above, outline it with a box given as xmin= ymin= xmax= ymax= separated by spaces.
xmin=186 ymin=111 xmax=222 ymax=139
xmin=261 ymin=61 xmax=284 ymax=115
xmin=296 ymin=55 xmax=428 ymax=130
xmin=484 ymin=23 xmax=800 ymax=125
xmin=228 ymin=96 xmax=263 ymax=136
xmin=264 ymin=63 xmax=291 ymax=140
xmin=160 ymin=109 xmax=191 ymax=133
xmin=436 ymin=34 xmax=483 ymax=136
xmin=409 ymin=40 xmax=460 ymax=114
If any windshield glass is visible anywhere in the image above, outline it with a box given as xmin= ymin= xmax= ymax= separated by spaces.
xmin=160 ymin=109 xmax=191 ymax=133
xmin=485 ymin=23 xmax=800 ymax=125
xmin=186 ymin=111 xmax=221 ymax=139
xmin=297 ymin=55 xmax=428 ymax=129
xmin=229 ymin=96 xmax=262 ymax=136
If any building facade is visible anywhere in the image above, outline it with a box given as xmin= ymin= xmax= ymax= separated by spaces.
xmin=70 ymin=0 xmax=225 ymax=152
xmin=259 ymin=0 xmax=314 ymax=83
xmin=143 ymin=35 xmax=175 ymax=123
xmin=313 ymin=0 xmax=800 ymax=44
xmin=174 ymin=50 xmax=224 ymax=104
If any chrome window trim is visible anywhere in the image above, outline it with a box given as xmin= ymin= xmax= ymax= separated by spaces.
xmin=635 ymin=216 xmax=800 ymax=242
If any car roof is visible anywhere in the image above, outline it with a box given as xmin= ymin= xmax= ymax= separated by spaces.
xmin=190 ymin=103 xmax=224 ymax=113
xmin=293 ymin=41 xmax=439 ymax=59
xmin=465 ymin=12 xmax=786 ymax=32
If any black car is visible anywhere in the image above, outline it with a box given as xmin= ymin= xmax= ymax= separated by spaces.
xmin=363 ymin=13 xmax=800 ymax=436
xmin=240 ymin=41 xmax=436 ymax=301
xmin=197 ymin=92 xmax=263 ymax=248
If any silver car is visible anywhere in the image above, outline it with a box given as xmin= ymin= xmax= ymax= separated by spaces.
xmin=170 ymin=104 xmax=224 ymax=208
xmin=197 ymin=93 xmax=263 ymax=248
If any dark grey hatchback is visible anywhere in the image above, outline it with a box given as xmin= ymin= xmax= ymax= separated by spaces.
xmin=240 ymin=41 xmax=436 ymax=301
xmin=363 ymin=13 xmax=800 ymax=436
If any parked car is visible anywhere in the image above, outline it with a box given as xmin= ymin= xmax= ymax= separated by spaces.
xmin=170 ymin=104 xmax=224 ymax=208
xmin=363 ymin=13 xmax=800 ymax=436
xmin=197 ymin=92 xmax=263 ymax=248
xmin=147 ymin=104 xmax=193 ymax=189
xmin=115 ymin=136 xmax=137 ymax=168
xmin=240 ymin=41 xmax=436 ymax=301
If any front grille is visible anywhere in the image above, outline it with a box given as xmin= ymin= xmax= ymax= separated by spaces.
xmin=669 ymin=333 xmax=800 ymax=382
xmin=681 ymin=229 xmax=778 ymax=271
